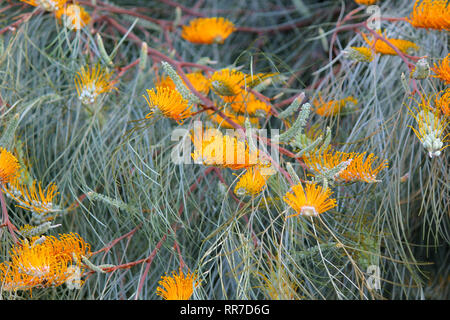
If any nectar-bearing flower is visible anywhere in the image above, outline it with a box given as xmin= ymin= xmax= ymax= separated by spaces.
xmin=156 ymin=269 xmax=200 ymax=300
xmin=191 ymin=129 xmax=261 ymax=170
xmin=362 ymin=32 xmax=419 ymax=56
xmin=181 ymin=17 xmax=235 ymax=44
xmin=74 ymin=64 xmax=117 ymax=105
xmin=283 ymin=183 xmax=337 ymax=218
xmin=409 ymin=97 xmax=448 ymax=158
xmin=0 ymin=147 xmax=20 ymax=185
xmin=3 ymin=178 xmax=61 ymax=223
xmin=313 ymin=94 xmax=358 ymax=117
xmin=0 ymin=233 xmax=91 ymax=292
xmin=56 ymin=4 xmax=91 ymax=30
xmin=407 ymin=0 xmax=450 ymax=31
xmin=143 ymin=86 xmax=193 ymax=124
xmin=435 ymin=88 xmax=450 ymax=117
xmin=234 ymin=167 xmax=268 ymax=197
xmin=304 ymin=148 xmax=388 ymax=183
xmin=156 ymin=72 xmax=210 ymax=96
xmin=210 ymin=68 xmax=247 ymax=99
xmin=431 ymin=54 xmax=450 ymax=85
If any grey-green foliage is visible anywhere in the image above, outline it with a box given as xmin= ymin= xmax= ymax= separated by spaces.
xmin=0 ymin=0 xmax=447 ymax=301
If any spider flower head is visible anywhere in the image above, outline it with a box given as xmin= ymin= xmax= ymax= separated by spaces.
xmin=304 ymin=148 xmax=388 ymax=183
xmin=210 ymin=69 xmax=247 ymax=99
xmin=20 ymin=0 xmax=68 ymax=11
xmin=156 ymin=72 xmax=210 ymax=96
xmin=409 ymin=97 xmax=448 ymax=158
xmin=313 ymin=94 xmax=358 ymax=116
xmin=407 ymin=0 xmax=450 ymax=31
xmin=191 ymin=129 xmax=260 ymax=170
xmin=75 ymin=64 xmax=117 ymax=105
xmin=144 ymin=86 xmax=193 ymax=124
xmin=234 ymin=166 xmax=268 ymax=197
xmin=229 ymin=92 xmax=272 ymax=117
xmin=283 ymin=183 xmax=337 ymax=218
xmin=431 ymin=54 xmax=450 ymax=85
xmin=0 ymin=233 xmax=90 ymax=292
xmin=156 ymin=269 xmax=200 ymax=300
xmin=4 ymin=178 xmax=60 ymax=223
xmin=362 ymin=31 xmax=419 ymax=56
xmin=181 ymin=17 xmax=235 ymax=45
xmin=435 ymin=88 xmax=450 ymax=117
xmin=56 ymin=4 xmax=91 ymax=30
xmin=0 ymin=147 xmax=20 ymax=185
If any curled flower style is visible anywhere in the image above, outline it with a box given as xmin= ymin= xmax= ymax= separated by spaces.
xmin=56 ymin=4 xmax=91 ymax=30
xmin=234 ymin=167 xmax=268 ymax=196
xmin=157 ymin=72 xmax=210 ymax=96
xmin=431 ymin=54 xmax=450 ymax=85
xmin=304 ymin=148 xmax=388 ymax=183
xmin=74 ymin=64 xmax=117 ymax=105
xmin=156 ymin=269 xmax=200 ymax=300
xmin=0 ymin=148 xmax=20 ymax=185
xmin=362 ymin=32 xmax=419 ymax=56
xmin=143 ymin=86 xmax=193 ymax=124
xmin=407 ymin=0 xmax=450 ymax=31
xmin=191 ymin=129 xmax=260 ymax=170
xmin=313 ymin=94 xmax=358 ymax=116
xmin=181 ymin=17 xmax=235 ymax=44
xmin=0 ymin=233 xmax=90 ymax=292
xmin=283 ymin=183 xmax=337 ymax=217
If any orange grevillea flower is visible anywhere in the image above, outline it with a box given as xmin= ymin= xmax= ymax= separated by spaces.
xmin=409 ymin=96 xmax=448 ymax=158
xmin=0 ymin=147 xmax=20 ymax=185
xmin=156 ymin=269 xmax=200 ymax=300
xmin=234 ymin=167 xmax=268 ymax=196
xmin=5 ymin=178 xmax=59 ymax=217
xmin=229 ymin=92 xmax=272 ymax=116
xmin=312 ymin=94 xmax=358 ymax=116
xmin=207 ymin=109 xmax=259 ymax=129
xmin=362 ymin=32 xmax=419 ymax=56
xmin=431 ymin=54 xmax=450 ymax=85
xmin=210 ymin=68 xmax=247 ymax=99
xmin=191 ymin=129 xmax=260 ymax=170
xmin=435 ymin=88 xmax=450 ymax=116
xmin=283 ymin=183 xmax=337 ymax=217
xmin=407 ymin=0 xmax=450 ymax=31
xmin=20 ymin=0 xmax=68 ymax=11
xmin=55 ymin=4 xmax=91 ymax=30
xmin=75 ymin=64 xmax=117 ymax=105
xmin=157 ymin=72 xmax=210 ymax=96
xmin=143 ymin=86 xmax=193 ymax=124
xmin=0 ymin=233 xmax=90 ymax=292
xmin=304 ymin=148 xmax=388 ymax=183
xmin=354 ymin=0 xmax=378 ymax=4
xmin=181 ymin=17 xmax=235 ymax=44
